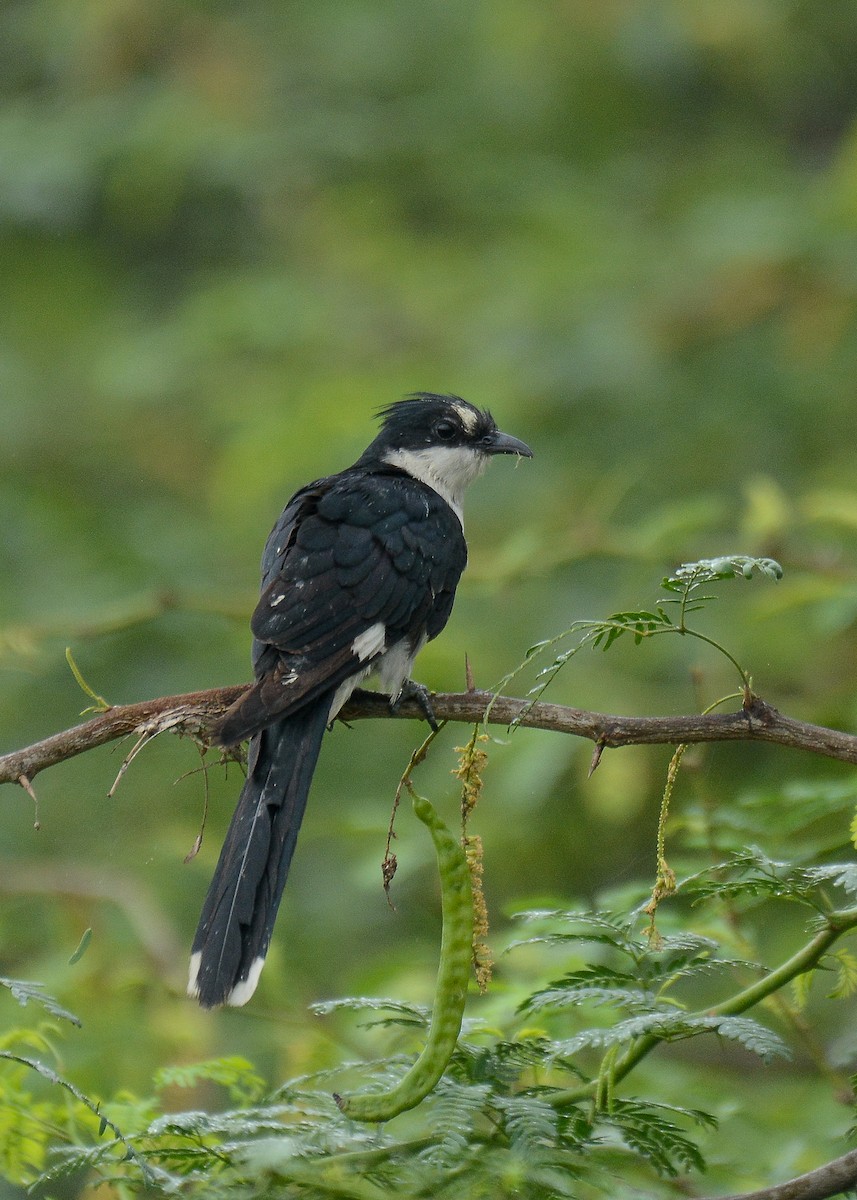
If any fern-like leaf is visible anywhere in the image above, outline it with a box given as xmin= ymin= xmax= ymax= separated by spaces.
xmin=662 ymin=555 xmax=783 ymax=592
xmin=552 ymin=1011 xmax=788 ymax=1063
xmin=154 ymin=1057 xmax=265 ymax=1105
xmin=0 ymin=978 xmax=81 ymax=1027
xmin=310 ymin=996 xmax=430 ymax=1029
xmin=496 ymin=1093 xmax=563 ymax=1154
xmin=421 ymin=1079 xmax=492 ymax=1165
xmin=602 ymin=1098 xmax=714 ymax=1176
xmin=509 ymin=910 xmax=638 ymax=956
xmin=519 ymin=967 xmax=660 ymax=1016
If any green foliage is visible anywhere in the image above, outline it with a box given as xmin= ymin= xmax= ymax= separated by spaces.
xmin=154 ymin=1057 xmax=266 ymax=1106
xmin=502 ymin=554 xmax=784 ymax=716
xmin=1 ymin=975 xmax=81 ymax=1026
xmin=683 ymin=847 xmax=857 ymax=910
xmin=0 ymin=998 xmax=724 ymax=1193
xmin=3 ymin=821 xmax=857 ymax=1195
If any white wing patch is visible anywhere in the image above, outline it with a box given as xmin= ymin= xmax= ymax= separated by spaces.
xmin=352 ymin=621 xmax=387 ymax=662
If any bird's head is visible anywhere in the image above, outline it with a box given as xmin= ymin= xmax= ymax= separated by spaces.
xmin=359 ymin=393 xmax=532 ymax=518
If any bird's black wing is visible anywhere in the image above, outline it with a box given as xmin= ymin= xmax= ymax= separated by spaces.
xmin=193 ymin=467 xmax=467 ymax=1005
xmin=217 ymin=467 xmax=466 ymax=745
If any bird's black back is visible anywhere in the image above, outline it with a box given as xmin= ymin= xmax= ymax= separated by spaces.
xmin=219 ymin=465 xmax=467 ymax=745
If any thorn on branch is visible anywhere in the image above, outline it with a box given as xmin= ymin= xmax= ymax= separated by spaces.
xmin=588 ymin=743 xmax=604 ymax=777
xmin=18 ymin=775 xmax=40 ymax=828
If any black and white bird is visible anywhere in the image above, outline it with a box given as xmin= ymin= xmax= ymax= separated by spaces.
xmin=189 ymin=393 xmax=532 ymax=1008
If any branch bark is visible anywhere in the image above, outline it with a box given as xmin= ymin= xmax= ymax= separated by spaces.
xmin=698 ymin=1147 xmax=857 ymax=1200
xmin=2 ymin=685 xmax=857 ymax=790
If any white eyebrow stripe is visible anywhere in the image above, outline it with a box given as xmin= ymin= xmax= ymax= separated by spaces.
xmin=452 ymin=401 xmax=478 ymax=432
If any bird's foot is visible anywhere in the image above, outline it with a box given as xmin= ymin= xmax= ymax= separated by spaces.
xmin=391 ymin=680 xmax=439 ymax=730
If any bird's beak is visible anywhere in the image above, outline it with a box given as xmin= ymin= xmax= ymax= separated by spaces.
xmin=484 ymin=430 xmax=534 ymax=458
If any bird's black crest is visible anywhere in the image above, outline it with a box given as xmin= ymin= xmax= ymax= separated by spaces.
xmin=374 ymin=393 xmax=496 ymax=442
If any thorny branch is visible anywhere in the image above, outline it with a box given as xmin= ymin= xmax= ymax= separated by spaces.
xmin=3 ymin=686 xmax=857 ymax=790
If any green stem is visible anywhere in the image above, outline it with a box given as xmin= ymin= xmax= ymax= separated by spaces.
xmin=711 ymin=906 xmax=857 ymax=1017
xmin=546 ymin=906 xmax=857 ymax=1109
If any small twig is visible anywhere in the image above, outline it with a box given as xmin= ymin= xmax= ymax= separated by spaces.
xmin=108 ymin=729 xmax=160 ymax=798
xmin=382 ymin=724 xmax=444 ymax=904
xmin=179 ymin=744 xmax=215 ymax=863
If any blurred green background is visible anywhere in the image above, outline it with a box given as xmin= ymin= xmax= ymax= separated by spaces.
xmin=4 ymin=0 xmax=857 ymax=1186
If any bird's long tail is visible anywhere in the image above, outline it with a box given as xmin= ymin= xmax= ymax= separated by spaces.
xmin=188 ymin=696 xmax=330 ymax=1008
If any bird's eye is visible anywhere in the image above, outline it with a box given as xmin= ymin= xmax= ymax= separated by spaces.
xmin=435 ymin=420 xmax=457 ymax=441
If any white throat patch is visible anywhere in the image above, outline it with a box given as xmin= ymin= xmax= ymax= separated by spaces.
xmin=382 ymin=445 xmax=487 ymax=522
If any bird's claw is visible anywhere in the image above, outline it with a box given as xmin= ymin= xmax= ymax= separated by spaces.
xmin=391 ymin=680 xmax=439 ymax=730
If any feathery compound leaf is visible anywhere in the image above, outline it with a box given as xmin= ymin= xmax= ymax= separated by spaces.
xmin=31 ymin=1146 xmax=112 ymax=1191
xmin=803 ymin=863 xmax=857 ymax=897
xmin=310 ymin=996 xmax=431 ymax=1018
xmin=420 ymin=1080 xmax=492 ymax=1165
xmin=519 ymin=967 xmax=659 ymax=1016
xmin=495 ymin=1093 xmax=563 ymax=1154
xmin=682 ymin=847 xmax=827 ymax=907
xmin=553 ymin=1011 xmax=697 ymax=1056
xmin=154 ymin=1057 xmax=265 ymax=1105
xmin=310 ymin=996 xmax=430 ymax=1030
xmin=662 ymin=555 xmax=783 ymax=592
xmin=602 ymin=1099 xmax=714 ymax=1177
xmin=590 ymin=609 xmax=674 ymax=651
xmin=452 ymin=1036 xmax=563 ymax=1088
xmin=553 ymin=1011 xmax=788 ymax=1063
xmin=638 ymin=933 xmax=723 ymax=978
xmin=147 ymin=1106 xmax=295 ymax=1140
xmin=826 ymin=949 xmax=857 ymax=1000
xmin=0 ymin=978 xmax=81 ymax=1027
xmin=509 ymin=910 xmax=639 ymax=955
xmin=699 ymin=1016 xmax=790 ymax=1062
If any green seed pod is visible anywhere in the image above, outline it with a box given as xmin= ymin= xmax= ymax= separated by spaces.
xmin=334 ymin=795 xmax=473 ymax=1122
